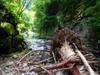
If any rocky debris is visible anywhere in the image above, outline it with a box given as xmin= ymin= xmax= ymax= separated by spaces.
xmin=0 ymin=50 xmax=53 ymax=75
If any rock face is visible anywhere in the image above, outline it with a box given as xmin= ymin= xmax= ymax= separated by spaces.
xmin=71 ymin=20 xmax=92 ymax=49
xmin=71 ymin=19 xmax=99 ymax=54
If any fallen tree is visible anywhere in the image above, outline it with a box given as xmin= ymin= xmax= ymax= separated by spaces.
xmin=28 ymin=26 xmax=99 ymax=75
xmin=50 ymin=26 xmax=99 ymax=75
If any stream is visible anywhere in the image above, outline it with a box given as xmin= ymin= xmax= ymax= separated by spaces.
xmin=24 ymin=38 xmax=51 ymax=51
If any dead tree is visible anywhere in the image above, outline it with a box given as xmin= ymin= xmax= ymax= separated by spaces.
xmin=51 ymin=26 xmax=99 ymax=75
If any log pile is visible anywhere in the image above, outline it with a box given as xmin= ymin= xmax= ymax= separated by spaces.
xmin=51 ymin=26 xmax=100 ymax=75
xmin=25 ymin=26 xmax=100 ymax=75
xmin=0 ymin=26 xmax=100 ymax=75
xmin=29 ymin=26 xmax=100 ymax=75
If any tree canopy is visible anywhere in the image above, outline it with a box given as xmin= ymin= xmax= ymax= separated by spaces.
xmin=0 ymin=0 xmax=100 ymax=53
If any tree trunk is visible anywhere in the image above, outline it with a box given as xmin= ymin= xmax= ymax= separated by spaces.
xmin=58 ymin=41 xmax=96 ymax=75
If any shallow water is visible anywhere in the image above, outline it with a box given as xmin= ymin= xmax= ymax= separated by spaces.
xmin=25 ymin=38 xmax=51 ymax=51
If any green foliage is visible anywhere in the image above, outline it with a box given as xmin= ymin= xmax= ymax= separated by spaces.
xmin=0 ymin=22 xmax=16 ymax=35
xmin=1 ymin=0 xmax=100 ymax=39
xmin=0 ymin=0 xmax=100 ymax=54
xmin=1 ymin=0 xmax=35 ymax=38
xmin=33 ymin=0 xmax=58 ymax=36
xmin=84 ymin=1 xmax=100 ymax=39
xmin=33 ymin=0 xmax=100 ymax=41
xmin=0 ymin=0 xmax=27 ymax=54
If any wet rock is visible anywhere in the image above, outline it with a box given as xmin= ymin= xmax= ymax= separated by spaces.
xmin=12 ymin=55 xmax=18 ymax=59
xmin=30 ymin=71 xmax=38 ymax=75
xmin=6 ymin=61 xmax=14 ymax=66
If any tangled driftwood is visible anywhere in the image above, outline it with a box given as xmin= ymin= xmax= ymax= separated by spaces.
xmin=13 ymin=26 xmax=99 ymax=75
xmin=1 ymin=26 xmax=100 ymax=75
xmin=51 ymin=26 xmax=99 ymax=75
xmin=27 ymin=27 xmax=99 ymax=75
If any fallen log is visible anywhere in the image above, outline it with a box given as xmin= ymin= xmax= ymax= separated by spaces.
xmin=29 ymin=41 xmax=94 ymax=75
xmin=24 ymin=58 xmax=100 ymax=72
xmin=51 ymin=26 xmax=100 ymax=75
xmin=59 ymin=41 xmax=81 ymax=75
xmin=29 ymin=60 xmax=70 ymax=72
xmin=59 ymin=41 xmax=100 ymax=75
xmin=76 ymin=48 xmax=95 ymax=75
